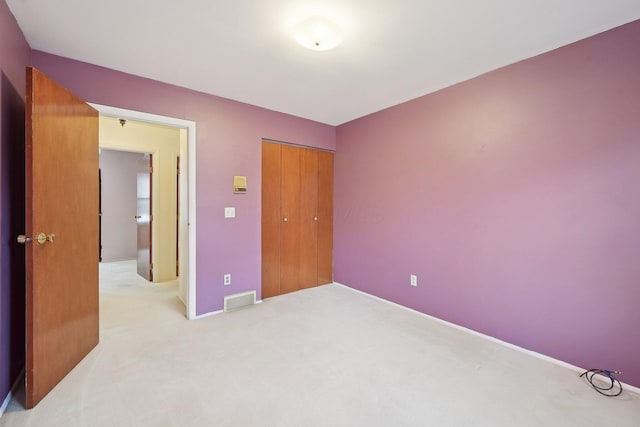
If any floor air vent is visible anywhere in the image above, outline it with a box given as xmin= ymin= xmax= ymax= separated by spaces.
xmin=224 ymin=291 xmax=256 ymax=312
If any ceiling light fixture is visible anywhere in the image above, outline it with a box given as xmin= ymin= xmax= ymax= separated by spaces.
xmin=294 ymin=16 xmax=344 ymax=51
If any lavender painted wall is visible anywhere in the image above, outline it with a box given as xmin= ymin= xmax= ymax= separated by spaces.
xmin=99 ymin=150 xmax=148 ymax=262
xmin=335 ymin=20 xmax=640 ymax=387
xmin=30 ymin=51 xmax=336 ymax=315
xmin=0 ymin=0 xmax=28 ymax=406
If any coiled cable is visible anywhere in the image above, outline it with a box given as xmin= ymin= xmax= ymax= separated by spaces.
xmin=580 ymin=369 xmax=622 ymax=397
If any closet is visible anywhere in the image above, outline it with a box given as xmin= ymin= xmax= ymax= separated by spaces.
xmin=262 ymin=141 xmax=333 ymax=298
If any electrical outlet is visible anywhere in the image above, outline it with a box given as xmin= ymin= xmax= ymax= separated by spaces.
xmin=410 ymin=274 xmax=418 ymax=287
xmin=224 ymin=274 xmax=231 ymax=286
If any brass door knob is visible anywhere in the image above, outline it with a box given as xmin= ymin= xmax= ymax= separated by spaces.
xmin=17 ymin=233 xmax=54 ymax=244
xmin=35 ymin=233 xmax=55 ymax=244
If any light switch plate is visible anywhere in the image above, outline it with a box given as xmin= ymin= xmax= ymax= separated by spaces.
xmin=224 ymin=207 xmax=235 ymax=218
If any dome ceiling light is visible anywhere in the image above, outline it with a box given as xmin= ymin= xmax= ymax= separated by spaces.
xmin=293 ymin=16 xmax=344 ymax=51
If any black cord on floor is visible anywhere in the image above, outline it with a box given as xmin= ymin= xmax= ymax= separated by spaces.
xmin=580 ymin=369 xmax=622 ymax=397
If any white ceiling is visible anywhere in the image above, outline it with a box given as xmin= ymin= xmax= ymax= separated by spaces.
xmin=7 ymin=0 xmax=640 ymax=125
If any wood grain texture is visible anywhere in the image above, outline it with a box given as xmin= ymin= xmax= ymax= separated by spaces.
xmin=317 ymin=150 xmax=334 ymax=285
xmin=261 ymin=142 xmax=282 ymax=298
xmin=262 ymin=142 xmax=333 ymax=298
xmin=25 ymin=67 xmax=99 ymax=408
xmin=299 ymin=148 xmax=318 ymax=289
xmin=280 ymin=144 xmax=302 ymax=294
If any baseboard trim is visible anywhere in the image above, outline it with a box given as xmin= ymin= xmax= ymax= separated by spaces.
xmin=193 ymin=309 xmax=223 ymax=320
xmin=0 ymin=369 xmax=24 ymax=418
xmin=333 ymin=282 xmax=640 ymax=396
xmin=191 ymin=298 xmax=263 ymax=320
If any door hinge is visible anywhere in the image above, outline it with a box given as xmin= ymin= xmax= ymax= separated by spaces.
xmin=149 ymin=166 xmax=153 ymax=174
xmin=150 ymin=263 xmax=153 ymax=271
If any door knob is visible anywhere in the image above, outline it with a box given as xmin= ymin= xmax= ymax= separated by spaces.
xmin=17 ymin=233 xmax=54 ymax=245
xmin=134 ymin=215 xmax=142 ymax=219
xmin=17 ymin=235 xmax=32 ymax=244
xmin=313 ymin=216 xmax=318 ymax=221
xmin=283 ymin=217 xmax=288 ymax=222
xmin=35 ymin=233 xmax=55 ymax=244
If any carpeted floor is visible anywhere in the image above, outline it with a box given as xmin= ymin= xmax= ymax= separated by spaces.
xmin=1 ymin=260 xmax=639 ymax=426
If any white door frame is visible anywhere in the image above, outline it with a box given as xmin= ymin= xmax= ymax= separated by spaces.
xmin=91 ymin=103 xmax=197 ymax=320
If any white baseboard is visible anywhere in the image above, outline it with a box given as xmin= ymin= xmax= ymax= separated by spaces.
xmin=193 ymin=309 xmax=223 ymax=320
xmin=334 ymin=282 xmax=640 ymax=396
xmin=192 ymin=297 xmax=263 ymax=320
xmin=0 ymin=369 xmax=24 ymax=418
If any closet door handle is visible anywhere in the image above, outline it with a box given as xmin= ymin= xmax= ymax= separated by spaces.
xmin=313 ymin=216 xmax=318 ymax=221
xmin=283 ymin=217 xmax=288 ymax=222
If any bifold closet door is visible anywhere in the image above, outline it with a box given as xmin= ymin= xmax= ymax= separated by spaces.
xmin=280 ymin=145 xmax=301 ymax=294
xmin=317 ymin=150 xmax=333 ymax=285
xmin=297 ymin=147 xmax=319 ymax=289
xmin=280 ymin=145 xmax=319 ymax=293
xmin=261 ymin=142 xmax=281 ymax=299
xmin=262 ymin=141 xmax=333 ymax=298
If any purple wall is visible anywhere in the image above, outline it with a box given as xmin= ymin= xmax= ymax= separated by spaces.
xmin=0 ymin=0 xmax=29 ymax=407
xmin=335 ymin=20 xmax=640 ymax=387
xmin=99 ymin=150 xmax=148 ymax=262
xmin=3 ymin=0 xmax=639 ymax=402
xmin=30 ymin=51 xmax=336 ymax=315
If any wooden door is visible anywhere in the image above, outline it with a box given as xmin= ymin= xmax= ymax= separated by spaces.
xmin=99 ymin=168 xmax=103 ymax=261
xmin=317 ymin=150 xmax=334 ymax=285
xmin=261 ymin=142 xmax=281 ymax=298
xmin=136 ymin=155 xmax=153 ymax=281
xmin=261 ymin=142 xmax=333 ymax=298
xmin=24 ymin=67 xmax=99 ymax=408
xmin=280 ymin=144 xmax=302 ymax=294
xmin=299 ymin=148 xmax=318 ymax=289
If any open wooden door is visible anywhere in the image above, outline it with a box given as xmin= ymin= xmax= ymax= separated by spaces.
xmin=22 ymin=67 xmax=99 ymax=408
xmin=136 ymin=154 xmax=153 ymax=281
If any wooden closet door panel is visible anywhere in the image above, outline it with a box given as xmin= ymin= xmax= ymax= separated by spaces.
xmin=280 ymin=145 xmax=302 ymax=294
xmin=300 ymin=148 xmax=318 ymax=289
xmin=317 ymin=150 xmax=334 ymax=285
xmin=261 ymin=142 xmax=282 ymax=298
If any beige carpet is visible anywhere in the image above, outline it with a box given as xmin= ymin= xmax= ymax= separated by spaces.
xmin=1 ymin=260 xmax=639 ymax=426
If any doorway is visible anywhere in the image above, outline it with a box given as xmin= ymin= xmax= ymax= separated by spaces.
xmin=92 ymin=104 xmax=197 ymax=319
xmin=99 ymin=149 xmax=157 ymax=280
